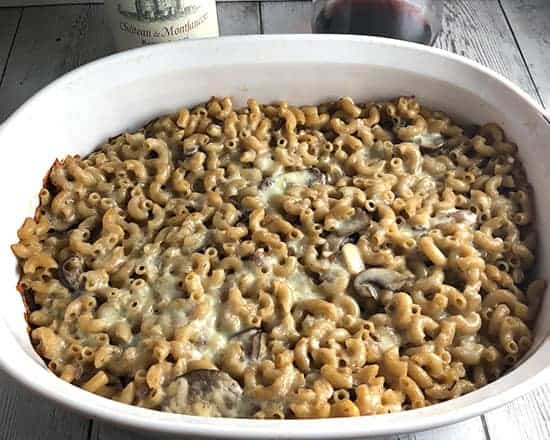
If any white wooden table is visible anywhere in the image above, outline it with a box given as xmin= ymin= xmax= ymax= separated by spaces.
xmin=0 ymin=1 xmax=549 ymax=439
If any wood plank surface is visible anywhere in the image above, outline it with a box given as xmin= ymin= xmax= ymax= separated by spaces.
xmin=0 ymin=0 xmax=271 ymax=7
xmin=434 ymin=0 xmax=540 ymax=105
xmin=500 ymin=0 xmax=550 ymax=108
xmin=398 ymin=417 xmax=490 ymax=440
xmin=0 ymin=2 xmax=265 ymax=121
xmin=0 ymin=370 xmax=91 ymax=440
xmin=0 ymin=4 xmax=114 ymax=121
xmin=403 ymin=417 xmax=488 ymax=440
xmin=484 ymin=383 xmax=550 ymax=440
xmin=90 ymin=423 xmax=150 ymax=440
xmin=218 ymin=1 xmax=260 ymax=36
xmin=0 ymin=8 xmax=21 ymax=83
xmin=0 ymin=0 xmax=101 ymax=5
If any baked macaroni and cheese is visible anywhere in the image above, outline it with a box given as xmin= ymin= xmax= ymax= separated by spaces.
xmin=12 ymin=96 xmax=545 ymax=418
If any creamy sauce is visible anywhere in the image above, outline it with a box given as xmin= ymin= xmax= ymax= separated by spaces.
xmin=13 ymin=96 xmax=539 ymax=419
xmin=258 ymin=170 xmax=317 ymax=207
xmin=287 ymin=271 xmax=324 ymax=302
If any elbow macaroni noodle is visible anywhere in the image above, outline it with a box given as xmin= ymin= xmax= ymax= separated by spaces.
xmin=12 ymin=96 xmax=545 ymax=418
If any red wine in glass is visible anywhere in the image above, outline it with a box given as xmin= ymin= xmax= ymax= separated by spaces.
xmin=312 ymin=0 xmax=442 ymax=46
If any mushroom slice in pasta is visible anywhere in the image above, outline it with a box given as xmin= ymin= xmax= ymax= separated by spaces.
xmin=165 ymin=370 xmax=244 ymax=417
xmin=59 ymin=255 xmax=84 ymax=292
xmin=231 ymin=328 xmax=268 ymax=361
xmin=323 ymin=211 xmax=369 ymax=256
xmin=354 ymin=268 xmax=412 ymax=300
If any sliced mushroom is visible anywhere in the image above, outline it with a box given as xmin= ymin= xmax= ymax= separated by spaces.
xmin=250 ymin=332 xmax=267 ymax=360
xmin=310 ymin=167 xmax=327 ymax=184
xmin=413 ymin=132 xmax=445 ymax=149
xmin=322 ymin=234 xmax=355 ymax=257
xmin=231 ymin=328 xmax=267 ymax=361
xmin=353 ymin=268 xmax=412 ymax=300
xmin=354 ymin=281 xmax=381 ymax=301
xmin=323 ymin=211 xmax=369 ymax=256
xmin=167 ymin=369 xmax=244 ymax=417
xmin=59 ymin=255 xmax=83 ymax=291
xmin=259 ymin=176 xmax=274 ymax=191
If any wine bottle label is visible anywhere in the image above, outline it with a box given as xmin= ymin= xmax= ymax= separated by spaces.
xmin=105 ymin=0 xmax=219 ymax=51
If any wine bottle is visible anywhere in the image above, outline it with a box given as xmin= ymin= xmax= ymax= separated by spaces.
xmin=105 ymin=0 xmax=219 ymax=51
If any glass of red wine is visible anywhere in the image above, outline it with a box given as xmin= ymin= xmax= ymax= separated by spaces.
xmin=312 ymin=0 xmax=443 ymax=46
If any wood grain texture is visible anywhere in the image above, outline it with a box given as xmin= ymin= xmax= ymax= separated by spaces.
xmin=0 ymin=4 xmax=114 ymax=121
xmin=0 ymin=0 xmax=102 ymax=5
xmin=261 ymin=1 xmax=312 ymax=34
xmin=0 ymin=0 xmax=272 ymax=7
xmin=483 ymin=383 xmax=550 ymax=440
xmin=90 ymin=423 xmax=150 ymax=440
xmin=500 ymin=0 xmax=550 ymax=108
xmin=434 ymin=0 xmax=540 ymax=105
xmin=0 ymin=8 xmax=21 ymax=84
xmin=0 ymin=1 xmax=264 ymax=121
xmin=400 ymin=417 xmax=488 ymax=440
xmin=218 ymin=1 xmax=260 ymax=36
xmin=0 ymin=370 xmax=91 ymax=440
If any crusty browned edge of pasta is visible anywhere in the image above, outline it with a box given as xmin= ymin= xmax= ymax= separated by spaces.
xmin=14 ymin=134 xmax=135 ymax=336
xmin=15 ymin=152 xmax=113 ymax=339
xmin=13 ymin=126 xmax=148 ymax=343
xmin=13 ymin=122 xmax=159 ymax=350
xmin=16 ymin=159 xmax=75 ymax=337
xmin=12 ymin=117 xmax=149 ymax=344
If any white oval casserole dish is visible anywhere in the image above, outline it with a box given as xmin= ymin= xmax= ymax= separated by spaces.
xmin=0 ymin=35 xmax=549 ymax=439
